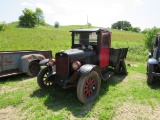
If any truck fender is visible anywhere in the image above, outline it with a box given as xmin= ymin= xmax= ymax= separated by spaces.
xmin=78 ymin=64 xmax=102 ymax=77
xmin=79 ymin=64 xmax=96 ymax=74
xmin=21 ymin=54 xmax=45 ymax=62
xmin=20 ymin=54 xmax=45 ymax=73
xmin=148 ymin=58 xmax=158 ymax=65
xmin=39 ymin=59 xmax=49 ymax=65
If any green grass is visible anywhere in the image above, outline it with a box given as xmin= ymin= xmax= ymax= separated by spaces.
xmin=0 ymin=23 xmax=158 ymax=120
xmin=1 ymin=62 xmax=160 ymax=119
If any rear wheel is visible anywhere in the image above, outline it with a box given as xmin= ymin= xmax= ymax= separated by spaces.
xmin=26 ymin=61 xmax=40 ymax=77
xmin=37 ymin=67 xmax=55 ymax=89
xmin=121 ymin=60 xmax=127 ymax=75
xmin=147 ymin=64 xmax=155 ymax=84
xmin=115 ymin=60 xmax=127 ymax=75
xmin=77 ymin=71 xmax=101 ymax=104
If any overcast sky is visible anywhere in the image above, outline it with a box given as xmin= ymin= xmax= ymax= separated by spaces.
xmin=0 ymin=0 xmax=160 ymax=30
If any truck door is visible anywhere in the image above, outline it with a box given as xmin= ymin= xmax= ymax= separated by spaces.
xmin=99 ymin=32 xmax=110 ymax=68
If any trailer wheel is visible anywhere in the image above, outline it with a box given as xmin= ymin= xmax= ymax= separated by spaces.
xmin=147 ymin=64 xmax=154 ymax=84
xmin=26 ymin=61 xmax=40 ymax=77
xmin=77 ymin=71 xmax=101 ymax=104
xmin=37 ymin=67 xmax=55 ymax=89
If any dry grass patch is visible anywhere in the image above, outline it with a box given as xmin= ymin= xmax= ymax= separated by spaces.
xmin=0 ymin=106 xmax=21 ymax=120
xmin=113 ymin=102 xmax=160 ymax=120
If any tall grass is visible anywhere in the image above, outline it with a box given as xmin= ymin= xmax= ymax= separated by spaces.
xmin=0 ymin=23 xmax=146 ymax=61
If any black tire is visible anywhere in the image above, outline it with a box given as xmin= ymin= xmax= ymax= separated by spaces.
xmin=115 ymin=62 xmax=120 ymax=74
xmin=121 ymin=60 xmax=127 ymax=75
xmin=37 ymin=67 xmax=55 ymax=89
xmin=115 ymin=60 xmax=127 ymax=75
xmin=77 ymin=71 xmax=101 ymax=104
xmin=26 ymin=61 xmax=40 ymax=77
xmin=147 ymin=64 xmax=154 ymax=84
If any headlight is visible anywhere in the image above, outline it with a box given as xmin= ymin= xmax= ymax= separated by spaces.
xmin=72 ymin=61 xmax=81 ymax=70
xmin=48 ymin=59 xmax=55 ymax=66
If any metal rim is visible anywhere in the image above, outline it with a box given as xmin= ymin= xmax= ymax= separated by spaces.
xmin=85 ymin=77 xmax=96 ymax=96
xmin=42 ymin=70 xmax=53 ymax=86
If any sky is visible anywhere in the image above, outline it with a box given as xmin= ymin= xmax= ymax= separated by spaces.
xmin=0 ymin=0 xmax=160 ymax=30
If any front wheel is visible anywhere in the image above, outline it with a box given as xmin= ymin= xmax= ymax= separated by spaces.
xmin=37 ymin=67 xmax=55 ymax=89
xmin=77 ymin=71 xmax=101 ymax=104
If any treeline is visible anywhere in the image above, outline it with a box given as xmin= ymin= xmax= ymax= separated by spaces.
xmin=18 ymin=8 xmax=59 ymax=28
xmin=19 ymin=8 xmax=45 ymax=28
xmin=111 ymin=20 xmax=141 ymax=33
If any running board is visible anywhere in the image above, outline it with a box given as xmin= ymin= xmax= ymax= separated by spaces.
xmin=102 ymin=71 xmax=114 ymax=81
xmin=0 ymin=69 xmax=23 ymax=78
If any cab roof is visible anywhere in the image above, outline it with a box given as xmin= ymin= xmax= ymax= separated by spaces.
xmin=70 ymin=28 xmax=112 ymax=33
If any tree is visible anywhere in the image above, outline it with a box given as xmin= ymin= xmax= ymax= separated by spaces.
xmin=111 ymin=21 xmax=132 ymax=30
xmin=35 ymin=8 xmax=45 ymax=26
xmin=131 ymin=27 xmax=141 ymax=33
xmin=142 ymin=28 xmax=150 ymax=34
xmin=19 ymin=8 xmax=36 ymax=28
xmin=144 ymin=27 xmax=160 ymax=51
xmin=54 ymin=21 xmax=59 ymax=28
xmin=123 ymin=26 xmax=132 ymax=31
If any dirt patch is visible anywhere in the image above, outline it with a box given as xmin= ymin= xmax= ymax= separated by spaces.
xmin=124 ymin=73 xmax=146 ymax=82
xmin=0 ymin=106 xmax=20 ymax=120
xmin=0 ymin=78 xmax=35 ymax=94
xmin=0 ymin=86 xmax=19 ymax=94
xmin=113 ymin=102 xmax=160 ymax=120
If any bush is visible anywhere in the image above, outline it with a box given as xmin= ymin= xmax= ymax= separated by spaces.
xmin=142 ymin=28 xmax=150 ymax=34
xmin=144 ymin=27 xmax=160 ymax=51
xmin=54 ymin=21 xmax=59 ymax=28
xmin=0 ymin=22 xmax=7 ymax=31
xmin=131 ymin=27 xmax=141 ymax=33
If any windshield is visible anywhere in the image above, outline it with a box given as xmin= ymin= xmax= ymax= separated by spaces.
xmin=74 ymin=32 xmax=97 ymax=45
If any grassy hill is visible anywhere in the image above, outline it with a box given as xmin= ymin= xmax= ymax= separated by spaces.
xmin=0 ymin=22 xmax=146 ymax=61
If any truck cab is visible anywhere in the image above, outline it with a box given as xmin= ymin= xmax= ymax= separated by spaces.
xmin=71 ymin=28 xmax=111 ymax=68
xmin=37 ymin=28 xmax=128 ymax=104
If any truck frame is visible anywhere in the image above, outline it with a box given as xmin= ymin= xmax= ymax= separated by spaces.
xmin=37 ymin=28 xmax=128 ymax=104
xmin=0 ymin=50 xmax=52 ymax=78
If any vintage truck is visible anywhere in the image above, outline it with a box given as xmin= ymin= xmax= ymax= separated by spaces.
xmin=37 ymin=28 xmax=128 ymax=104
xmin=0 ymin=50 xmax=52 ymax=78
xmin=147 ymin=33 xmax=160 ymax=84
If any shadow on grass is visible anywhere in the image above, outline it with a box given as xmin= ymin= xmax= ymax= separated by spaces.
xmin=0 ymin=74 xmax=33 ymax=84
xmin=30 ymin=74 xmax=126 ymax=118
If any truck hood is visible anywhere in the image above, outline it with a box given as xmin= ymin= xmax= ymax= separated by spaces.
xmin=58 ymin=48 xmax=94 ymax=62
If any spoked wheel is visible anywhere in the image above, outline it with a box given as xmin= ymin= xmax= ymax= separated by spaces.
xmin=146 ymin=64 xmax=155 ymax=84
xmin=26 ymin=61 xmax=40 ymax=77
xmin=37 ymin=67 xmax=55 ymax=89
xmin=77 ymin=71 xmax=101 ymax=104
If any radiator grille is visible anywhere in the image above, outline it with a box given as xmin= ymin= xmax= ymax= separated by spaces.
xmin=56 ymin=55 xmax=69 ymax=77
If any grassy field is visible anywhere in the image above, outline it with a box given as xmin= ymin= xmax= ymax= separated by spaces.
xmin=1 ymin=23 xmax=160 ymax=120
